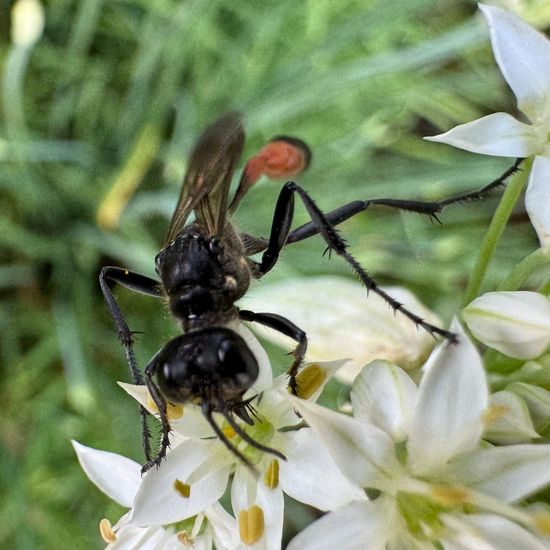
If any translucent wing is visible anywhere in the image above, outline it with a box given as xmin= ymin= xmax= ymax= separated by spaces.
xmin=164 ymin=112 xmax=245 ymax=245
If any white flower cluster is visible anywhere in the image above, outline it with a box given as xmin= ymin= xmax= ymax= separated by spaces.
xmin=426 ymin=4 xmax=550 ymax=249
xmin=74 ymin=4 xmax=550 ymax=549
xmin=74 ymin=323 xmax=361 ymax=550
xmin=74 ymin=285 xmax=550 ymax=549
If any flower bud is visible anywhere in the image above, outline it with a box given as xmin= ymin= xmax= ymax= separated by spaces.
xmin=241 ymin=275 xmax=440 ymax=384
xmin=11 ymin=0 xmax=44 ymax=48
xmin=463 ymin=291 xmax=550 ymax=359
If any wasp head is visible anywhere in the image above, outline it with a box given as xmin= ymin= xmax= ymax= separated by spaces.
xmin=154 ymin=327 xmax=259 ymax=407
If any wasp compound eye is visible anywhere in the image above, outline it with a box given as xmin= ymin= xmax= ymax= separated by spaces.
xmin=153 ymin=327 xmax=259 ymax=407
xmin=217 ymin=337 xmax=235 ymax=362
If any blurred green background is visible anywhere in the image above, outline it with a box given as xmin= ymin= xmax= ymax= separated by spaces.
xmin=1 ymin=0 xmax=548 ymax=547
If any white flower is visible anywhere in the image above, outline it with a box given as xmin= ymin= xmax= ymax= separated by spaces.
xmin=72 ymin=440 xmax=235 ymax=549
xmin=240 ymin=275 xmax=440 ymax=383
xmin=425 ymin=4 xmax=550 ymax=248
xmin=11 ymin=0 xmax=44 ymax=48
xmin=117 ymin=357 xmax=363 ymax=549
xmin=508 ymin=381 xmax=550 ymax=434
xmin=463 ymin=291 xmax=550 ymax=359
xmin=286 ymin=321 xmax=550 ymax=549
xmin=484 ymin=390 xmax=539 ymax=445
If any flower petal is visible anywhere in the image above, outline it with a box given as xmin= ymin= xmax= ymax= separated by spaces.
xmin=286 ymin=394 xmax=404 ymax=489
xmin=442 ymin=513 xmax=549 ymax=550
xmin=204 ymin=504 xmax=240 ymax=550
xmin=118 ymin=382 xmax=216 ymax=441
xmin=444 ymin=444 xmax=550 ymax=502
xmin=129 ymin=439 xmax=231 ymax=526
xmin=231 ymin=467 xmax=284 ymax=550
xmin=286 ymin=499 xmax=393 ymax=550
xmin=351 ymin=360 xmax=417 ymax=441
xmin=526 ymin=155 xmax=550 ymax=249
xmin=463 ymin=291 xmax=550 ymax=359
xmin=232 ymin=321 xmax=273 ymax=395
xmin=117 ymin=382 xmax=152 ymax=411
xmin=407 ymin=320 xmax=488 ymax=476
xmin=72 ymin=441 xmax=141 ymax=508
xmin=105 ymin=524 xmax=182 ymax=550
xmin=508 ymin=382 xmax=550 ymax=434
xmin=241 ymin=276 xmax=440 ymax=384
xmin=479 ymin=4 xmax=550 ymax=123
xmin=425 ymin=113 xmax=538 ymax=157
xmin=266 ymin=359 xmax=347 ymax=429
xmin=278 ymin=428 xmax=366 ymax=511
xmin=484 ymin=390 xmax=539 ymax=445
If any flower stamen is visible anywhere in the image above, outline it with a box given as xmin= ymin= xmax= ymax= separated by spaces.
xmin=294 ymin=363 xmax=326 ymax=399
xmin=264 ymin=459 xmax=280 ymax=489
xmin=176 ymin=531 xmax=194 ymax=546
xmin=174 ymin=478 xmax=191 ymax=498
xmin=533 ymin=512 xmax=550 ymax=537
xmin=99 ymin=518 xmax=117 ymax=543
xmin=223 ymin=424 xmax=237 ymax=439
xmin=146 ymin=395 xmax=184 ymax=420
xmin=482 ymin=404 xmax=508 ymax=427
xmin=238 ymin=505 xmax=265 ymax=545
xmin=430 ymin=484 xmax=472 ymax=507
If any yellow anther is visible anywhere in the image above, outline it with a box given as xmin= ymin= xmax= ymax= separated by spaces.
xmin=293 ymin=363 xmax=326 ymax=399
xmin=174 ymin=479 xmax=191 ymax=498
xmin=223 ymin=425 xmax=237 ymax=439
xmin=146 ymin=396 xmax=183 ymax=420
xmin=238 ymin=505 xmax=265 ymax=545
xmin=99 ymin=518 xmax=117 ymax=543
xmin=167 ymin=402 xmax=184 ymax=420
xmin=533 ymin=512 xmax=550 ymax=536
xmin=264 ymin=459 xmax=280 ymax=489
xmin=430 ymin=484 xmax=471 ymax=507
xmin=482 ymin=404 xmax=508 ymax=427
xmin=177 ymin=531 xmax=193 ymax=546
xmin=147 ymin=395 xmax=159 ymax=414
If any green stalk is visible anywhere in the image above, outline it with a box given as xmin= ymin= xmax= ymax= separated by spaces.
xmin=539 ymin=279 xmax=550 ymax=296
xmin=496 ymin=247 xmax=550 ymax=291
xmin=462 ymin=158 xmax=532 ymax=306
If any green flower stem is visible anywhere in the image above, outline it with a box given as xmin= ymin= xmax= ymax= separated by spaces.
xmin=462 ymin=158 xmax=532 ymax=306
xmin=496 ymin=247 xmax=550 ymax=292
xmin=96 ymin=123 xmax=162 ymax=230
xmin=539 ymin=279 xmax=550 ymax=296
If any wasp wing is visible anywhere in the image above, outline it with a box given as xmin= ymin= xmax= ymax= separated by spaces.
xmin=164 ymin=112 xmax=245 ymax=245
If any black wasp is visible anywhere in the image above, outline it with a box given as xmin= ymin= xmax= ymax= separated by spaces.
xmin=100 ymin=112 xmax=521 ymax=472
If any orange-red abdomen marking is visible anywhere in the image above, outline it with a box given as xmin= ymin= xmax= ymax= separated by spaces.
xmin=244 ymin=138 xmax=310 ymax=185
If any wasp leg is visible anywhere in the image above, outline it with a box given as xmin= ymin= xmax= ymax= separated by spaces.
xmin=239 ymin=309 xmax=307 ymax=395
xmin=99 ymin=266 xmax=163 ymax=464
xmin=259 ymin=182 xmax=458 ymax=343
xmin=280 ymin=158 xmax=522 ymax=245
xmin=141 ymin=356 xmax=172 ymax=474
xmin=99 ymin=267 xmax=163 ymax=381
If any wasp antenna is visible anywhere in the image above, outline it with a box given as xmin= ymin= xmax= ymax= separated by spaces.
xmin=222 ymin=409 xmax=286 ymax=461
xmin=202 ymin=403 xmax=257 ymax=474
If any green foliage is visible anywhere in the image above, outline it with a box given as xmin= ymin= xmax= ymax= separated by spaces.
xmin=0 ymin=0 xmax=541 ymax=547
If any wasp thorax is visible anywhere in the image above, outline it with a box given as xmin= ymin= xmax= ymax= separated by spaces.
xmin=154 ymin=327 xmax=259 ymax=406
xmin=155 ymin=228 xmax=249 ymax=321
